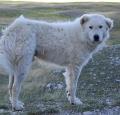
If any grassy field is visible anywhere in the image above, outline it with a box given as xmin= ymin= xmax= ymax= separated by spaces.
xmin=0 ymin=1 xmax=120 ymax=115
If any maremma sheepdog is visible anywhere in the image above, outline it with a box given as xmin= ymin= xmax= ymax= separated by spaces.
xmin=0 ymin=14 xmax=113 ymax=111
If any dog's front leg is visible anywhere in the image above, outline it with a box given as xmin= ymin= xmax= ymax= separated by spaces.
xmin=63 ymin=64 xmax=83 ymax=105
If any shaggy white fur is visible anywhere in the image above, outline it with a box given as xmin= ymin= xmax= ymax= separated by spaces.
xmin=0 ymin=14 xmax=113 ymax=111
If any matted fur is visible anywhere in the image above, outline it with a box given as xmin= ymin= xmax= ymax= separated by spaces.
xmin=0 ymin=14 xmax=113 ymax=110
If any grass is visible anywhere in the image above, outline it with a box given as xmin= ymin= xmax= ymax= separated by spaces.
xmin=0 ymin=1 xmax=120 ymax=114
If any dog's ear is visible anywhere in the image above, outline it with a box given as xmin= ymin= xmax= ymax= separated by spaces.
xmin=105 ymin=18 xmax=113 ymax=30
xmin=80 ymin=14 xmax=89 ymax=25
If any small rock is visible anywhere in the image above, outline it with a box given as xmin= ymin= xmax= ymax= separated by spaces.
xmin=93 ymin=73 xmax=96 ymax=76
xmin=93 ymin=77 xmax=96 ymax=79
xmin=0 ymin=109 xmax=4 ymax=113
xmin=106 ymin=98 xmax=113 ymax=106
xmin=57 ymin=84 xmax=64 ymax=89
xmin=107 ymin=76 xmax=110 ymax=79
xmin=100 ymin=72 xmax=105 ymax=75
xmin=83 ymin=111 xmax=95 ymax=115
xmin=115 ymin=79 xmax=120 ymax=82
xmin=46 ymin=82 xmax=64 ymax=91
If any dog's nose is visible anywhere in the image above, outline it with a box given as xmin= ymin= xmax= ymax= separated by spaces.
xmin=94 ymin=34 xmax=99 ymax=42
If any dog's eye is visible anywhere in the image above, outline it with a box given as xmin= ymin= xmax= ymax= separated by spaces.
xmin=89 ymin=26 xmax=93 ymax=29
xmin=99 ymin=25 xmax=103 ymax=29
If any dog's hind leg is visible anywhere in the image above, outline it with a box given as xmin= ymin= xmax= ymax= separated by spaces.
xmin=8 ymin=74 xmax=14 ymax=103
xmin=63 ymin=64 xmax=83 ymax=105
xmin=11 ymin=55 xmax=33 ymax=111
xmin=0 ymin=54 xmax=15 ymax=105
xmin=8 ymin=74 xmax=24 ymax=107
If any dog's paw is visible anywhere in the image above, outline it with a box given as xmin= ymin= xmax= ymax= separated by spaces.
xmin=17 ymin=100 xmax=24 ymax=106
xmin=69 ymin=97 xmax=83 ymax=105
xmin=72 ymin=97 xmax=83 ymax=105
xmin=66 ymin=90 xmax=83 ymax=105
xmin=9 ymin=97 xmax=24 ymax=107
xmin=12 ymin=104 xmax=24 ymax=111
xmin=12 ymin=102 xmax=24 ymax=111
xmin=67 ymin=95 xmax=83 ymax=105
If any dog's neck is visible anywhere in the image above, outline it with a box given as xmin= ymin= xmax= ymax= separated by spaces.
xmin=81 ymin=38 xmax=103 ymax=54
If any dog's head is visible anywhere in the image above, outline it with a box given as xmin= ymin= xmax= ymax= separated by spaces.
xmin=80 ymin=14 xmax=113 ymax=43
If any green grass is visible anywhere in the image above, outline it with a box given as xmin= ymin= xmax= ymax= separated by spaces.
xmin=0 ymin=1 xmax=120 ymax=114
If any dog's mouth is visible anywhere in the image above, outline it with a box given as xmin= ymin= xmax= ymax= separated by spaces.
xmin=93 ymin=39 xmax=102 ymax=43
xmin=89 ymin=39 xmax=102 ymax=46
xmin=93 ymin=40 xmax=102 ymax=44
xmin=94 ymin=39 xmax=99 ymax=42
xmin=87 ymin=39 xmax=102 ymax=47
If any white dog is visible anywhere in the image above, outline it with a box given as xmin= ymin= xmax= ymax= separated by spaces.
xmin=0 ymin=14 xmax=113 ymax=111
